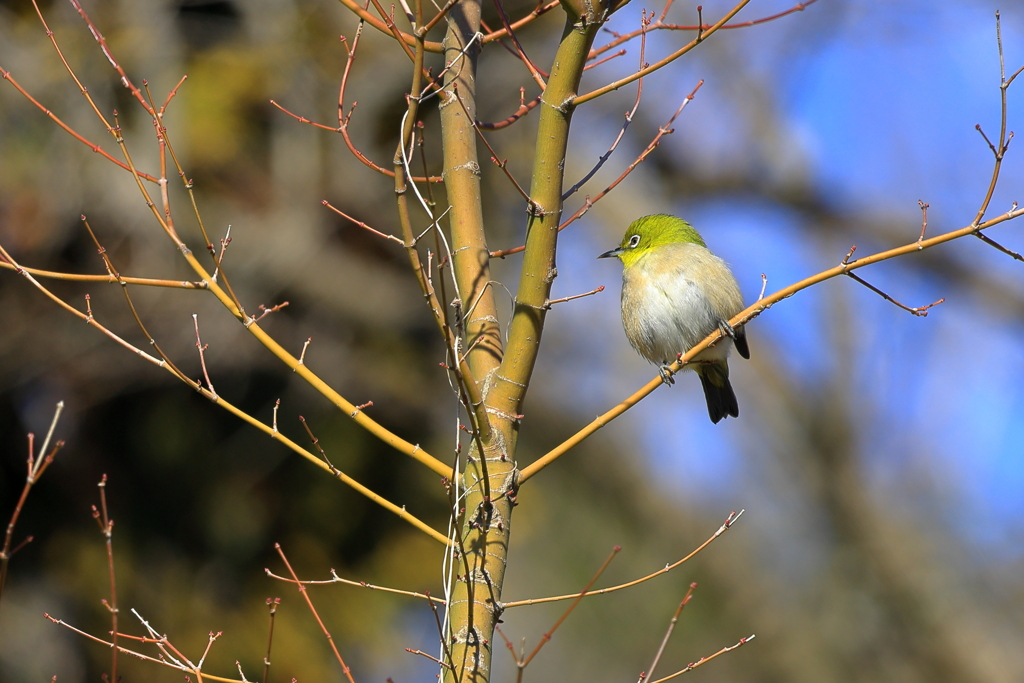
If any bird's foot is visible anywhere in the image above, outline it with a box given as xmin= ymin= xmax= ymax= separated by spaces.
xmin=718 ymin=319 xmax=738 ymax=341
xmin=658 ymin=364 xmax=676 ymax=386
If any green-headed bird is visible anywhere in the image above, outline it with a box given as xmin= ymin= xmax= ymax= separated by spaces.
xmin=599 ymin=214 xmax=749 ymax=423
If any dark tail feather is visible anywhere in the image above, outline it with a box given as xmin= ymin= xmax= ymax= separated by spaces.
xmin=697 ymin=363 xmax=739 ymax=424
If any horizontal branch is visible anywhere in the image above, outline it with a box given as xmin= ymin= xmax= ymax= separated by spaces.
xmin=265 ymin=568 xmax=446 ymax=603
xmin=0 ymin=259 xmax=206 ymax=289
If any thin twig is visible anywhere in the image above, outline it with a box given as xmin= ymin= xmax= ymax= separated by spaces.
xmin=504 ymin=512 xmax=742 ymax=608
xmin=648 ymin=635 xmax=755 ymax=683
xmin=519 ymin=546 xmax=621 ymax=669
xmin=193 ymin=314 xmax=217 ymax=398
xmin=92 ymin=475 xmax=118 ymax=683
xmin=323 ymin=201 xmax=405 ymax=244
xmin=274 ymin=544 xmax=357 ymax=683
xmin=563 ymin=10 xmax=650 ymax=201
xmin=262 ymin=598 xmax=279 ymax=683
xmin=0 ymin=404 xmax=65 ymax=610
xmin=491 ymin=82 xmax=703 ymax=258
xmin=544 ymin=286 xmax=605 ymax=308
xmin=641 ymin=583 xmax=697 ymax=683
xmin=845 ymin=272 xmax=945 ymax=317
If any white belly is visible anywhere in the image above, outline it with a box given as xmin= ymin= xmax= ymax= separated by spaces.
xmin=619 ymin=245 xmax=741 ymax=367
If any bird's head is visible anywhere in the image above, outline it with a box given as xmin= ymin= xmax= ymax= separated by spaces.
xmin=598 ymin=214 xmax=706 ymax=268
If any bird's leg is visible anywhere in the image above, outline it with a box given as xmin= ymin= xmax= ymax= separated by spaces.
xmin=718 ymin=319 xmax=738 ymax=341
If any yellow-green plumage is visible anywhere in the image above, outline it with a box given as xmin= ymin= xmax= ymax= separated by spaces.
xmin=599 ymin=215 xmax=749 ymax=423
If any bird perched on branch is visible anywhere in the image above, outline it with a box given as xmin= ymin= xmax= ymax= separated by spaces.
xmin=599 ymin=214 xmax=749 ymax=423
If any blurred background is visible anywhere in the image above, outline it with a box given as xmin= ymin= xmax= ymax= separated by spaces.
xmin=1 ymin=0 xmax=1023 ymax=681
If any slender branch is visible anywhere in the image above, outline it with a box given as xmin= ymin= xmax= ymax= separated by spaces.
xmin=0 ymin=406 xmax=65 ymax=611
xmin=477 ymin=92 xmax=543 ymax=130
xmin=323 ymin=201 xmax=405 ymax=244
xmin=270 ymin=99 xmax=442 ymax=183
xmin=976 ymin=230 xmax=1024 ymax=261
xmin=263 ymin=598 xmax=280 ymax=683
xmin=274 ymin=544 xmax=357 ymax=683
xmin=648 ymin=635 xmax=755 ymax=683
xmin=641 ymin=583 xmax=697 ymax=683
xmin=574 ymin=0 xmax=751 ymax=105
xmin=490 ymin=0 xmax=548 ymax=91
xmin=452 ymin=84 xmax=535 ymax=208
xmin=544 ymin=285 xmax=605 ymax=308
xmin=265 ymin=568 xmax=446 ymax=603
xmin=845 ymin=272 xmax=945 ymax=317
xmin=0 ymin=259 xmax=205 ymax=289
xmin=92 ymin=475 xmax=119 ymax=683
xmin=519 ymin=546 xmax=621 ymax=668
xmin=44 ymin=614 xmax=245 ymax=683
xmin=503 ymin=511 xmax=742 ymax=608
xmin=334 ymin=0 xmax=444 ymax=52
xmin=480 ymin=0 xmax=561 ymax=44
xmin=0 ymin=67 xmax=158 ymax=182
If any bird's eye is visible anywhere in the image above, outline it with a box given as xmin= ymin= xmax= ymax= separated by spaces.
xmin=628 ymin=235 xmax=640 ymax=247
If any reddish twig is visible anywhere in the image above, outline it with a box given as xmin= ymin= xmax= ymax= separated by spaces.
xmin=971 ymin=11 xmax=1022 ymax=227
xmin=159 ymin=75 xmax=188 ymax=116
xmin=917 ymin=200 xmax=930 ymax=245
xmin=544 ymin=285 xmax=605 ymax=308
xmin=477 ymin=91 xmax=543 ymax=130
xmin=253 ymin=301 xmax=290 ymax=323
xmin=640 ymin=583 xmax=697 ymax=683
xmin=274 ymin=544 xmax=357 ymax=683
xmin=91 ymin=475 xmax=118 ymax=683
xmin=263 ymin=598 xmax=280 ymax=683
xmin=322 ymin=201 xmax=405 ymax=244
xmin=66 ymin=0 xmax=154 ymax=115
xmin=491 ymin=0 xmax=548 ymax=90
xmin=0 ymin=404 xmax=65 ymax=612
xmin=0 ymin=68 xmax=158 ymax=183
xmin=517 ymin=546 xmax=621 ymax=673
xmin=584 ymin=48 xmax=628 ymax=71
xmin=192 ymin=314 xmax=217 ymax=397
xmin=975 ymin=229 xmax=1024 ymax=262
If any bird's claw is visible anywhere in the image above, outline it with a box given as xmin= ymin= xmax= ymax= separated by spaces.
xmin=718 ymin=319 xmax=738 ymax=341
xmin=659 ymin=364 xmax=676 ymax=386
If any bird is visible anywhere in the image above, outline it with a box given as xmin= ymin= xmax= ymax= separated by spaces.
xmin=599 ymin=214 xmax=749 ymax=423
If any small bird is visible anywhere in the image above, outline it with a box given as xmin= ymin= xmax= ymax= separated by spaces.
xmin=599 ymin=214 xmax=749 ymax=423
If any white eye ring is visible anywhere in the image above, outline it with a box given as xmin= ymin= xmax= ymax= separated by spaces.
xmin=628 ymin=234 xmax=641 ymax=247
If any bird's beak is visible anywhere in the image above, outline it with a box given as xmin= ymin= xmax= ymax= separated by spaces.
xmin=598 ymin=247 xmax=624 ymax=259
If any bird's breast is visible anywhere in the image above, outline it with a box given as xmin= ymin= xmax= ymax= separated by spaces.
xmin=620 ymin=248 xmax=737 ymax=365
